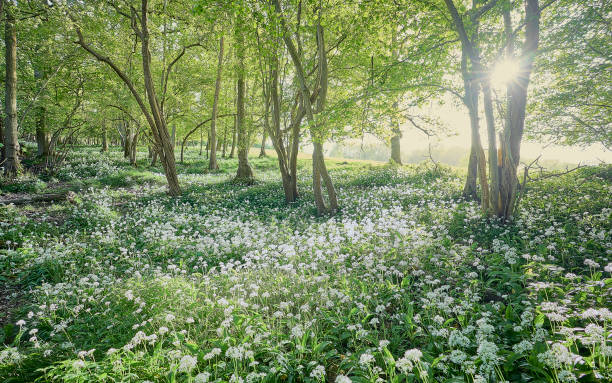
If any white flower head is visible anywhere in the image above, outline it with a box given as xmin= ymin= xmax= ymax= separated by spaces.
xmin=178 ymin=354 xmax=197 ymax=373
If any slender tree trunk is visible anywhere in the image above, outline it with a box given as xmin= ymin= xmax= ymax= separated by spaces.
xmin=208 ymin=34 xmax=224 ymax=171
xmin=34 ymin=66 xmax=51 ymax=158
xmin=390 ymin=32 xmax=402 ymax=165
xmin=140 ymin=0 xmax=180 ymax=196
xmin=123 ymin=122 xmax=133 ymax=159
xmin=312 ymin=141 xmax=338 ymax=214
xmin=390 ymin=101 xmax=402 ymax=165
xmin=171 ymin=125 xmax=176 ymax=149
xmin=199 ymin=124 xmax=203 ymax=155
xmin=269 ymin=65 xmax=298 ymax=202
xmin=0 ymin=114 xmax=4 ymax=163
xmin=464 ymin=146 xmax=478 ymax=198
xmin=289 ymin=124 xmax=299 ymax=201
xmin=4 ymin=6 xmax=20 ymax=176
xmin=462 ymin=56 xmax=489 ymax=207
xmin=75 ymin=0 xmax=179 ymax=194
xmin=129 ymin=131 xmax=138 ymax=166
xmin=151 ymin=149 xmax=158 ymax=166
xmin=235 ymin=20 xmax=253 ymax=181
xmin=205 ymin=131 xmax=209 ymax=159
xmin=222 ymin=126 xmax=228 ymax=157
xmin=259 ymin=129 xmax=267 ymax=157
xmin=497 ymin=0 xmax=540 ymax=220
xmin=481 ymin=79 xmax=499 ymax=212
xmin=101 ymin=122 xmax=108 ymax=152
xmin=454 ymin=15 xmax=488 ymax=207
xmin=470 ymin=94 xmax=490 ymax=212
xmin=274 ymin=0 xmax=336 ymax=213
xmin=0 ymin=2 xmax=2 ymax=164
xmin=36 ymin=106 xmax=51 ymax=158
xmin=229 ymin=117 xmax=237 ymax=158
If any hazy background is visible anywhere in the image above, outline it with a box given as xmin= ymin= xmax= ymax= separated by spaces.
xmin=324 ymin=98 xmax=611 ymax=168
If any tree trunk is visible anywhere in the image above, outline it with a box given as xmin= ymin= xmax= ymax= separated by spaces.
xmin=274 ymin=0 xmax=336 ymax=213
xmin=390 ymin=104 xmax=402 ymax=166
xmin=101 ymin=123 xmax=108 ymax=152
xmin=74 ymin=0 xmax=180 ymax=195
xmin=0 ymin=112 xmax=4 ymax=163
xmin=171 ymin=125 xmax=176 ymax=149
xmin=151 ymin=148 xmax=158 ymax=166
xmin=222 ymin=126 xmax=228 ymax=157
xmin=259 ymin=129 xmax=267 ymax=157
xmin=229 ymin=118 xmax=237 ymax=158
xmin=312 ymin=141 xmax=338 ymax=214
xmin=208 ymin=34 xmax=224 ymax=171
xmin=269 ymin=65 xmax=298 ymax=202
xmin=481 ymin=79 xmax=499 ymax=212
xmin=199 ymin=124 xmax=203 ymax=155
xmin=497 ymin=0 xmax=540 ymax=220
xmin=390 ymin=135 xmax=402 ymax=164
xmin=140 ymin=0 xmax=180 ymax=196
xmin=123 ymin=122 xmax=132 ymax=158
xmin=463 ymin=146 xmax=478 ymax=199
xmin=205 ymin=131 xmax=209 ymax=159
xmin=36 ymin=107 xmax=51 ymax=158
xmin=454 ymin=15 xmax=488 ymax=208
xmin=235 ymin=21 xmax=253 ymax=181
xmin=129 ymin=131 xmax=138 ymax=166
xmin=389 ymin=32 xmax=402 ymax=165
xmin=4 ymin=6 xmax=21 ymax=177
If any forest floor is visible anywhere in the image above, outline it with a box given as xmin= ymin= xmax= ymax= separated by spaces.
xmin=0 ymin=146 xmax=610 ymax=383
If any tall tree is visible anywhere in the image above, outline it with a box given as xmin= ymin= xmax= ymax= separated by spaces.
xmin=69 ymin=0 xmax=199 ymax=196
xmin=209 ymin=34 xmax=224 ymax=171
xmin=443 ymin=0 xmax=541 ymax=219
xmin=3 ymin=3 xmax=21 ymax=176
xmin=273 ymin=0 xmax=338 ymax=214
xmin=235 ymin=3 xmax=254 ymax=181
xmin=528 ymin=0 xmax=611 ymax=149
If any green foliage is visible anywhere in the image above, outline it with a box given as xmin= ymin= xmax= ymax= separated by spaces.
xmin=528 ymin=0 xmax=612 ymax=148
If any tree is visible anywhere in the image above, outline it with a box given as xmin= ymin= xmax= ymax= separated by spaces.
xmin=528 ymin=0 xmax=611 ymax=149
xmin=68 ymin=0 xmax=200 ymax=196
xmin=273 ymin=0 xmax=338 ymax=214
xmin=440 ymin=0 xmax=491 ymax=203
xmin=234 ymin=2 xmax=254 ymax=181
xmin=3 ymin=2 xmax=21 ymax=177
xmin=209 ymin=34 xmax=224 ymax=171
xmin=443 ymin=0 xmax=541 ymax=220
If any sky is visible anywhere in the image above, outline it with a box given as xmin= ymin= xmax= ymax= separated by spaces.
xmin=418 ymin=100 xmax=612 ymax=165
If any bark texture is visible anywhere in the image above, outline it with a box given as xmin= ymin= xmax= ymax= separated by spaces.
xmin=274 ymin=0 xmax=337 ymax=214
xmin=259 ymin=129 xmax=267 ymax=157
xmin=101 ymin=122 xmax=108 ymax=152
xmin=497 ymin=0 xmax=540 ymax=219
xmin=73 ymin=0 xmax=180 ymax=196
xmin=234 ymin=16 xmax=254 ymax=181
xmin=4 ymin=6 xmax=21 ymax=176
xmin=445 ymin=0 xmax=540 ymax=220
xmin=208 ymin=35 xmax=224 ymax=170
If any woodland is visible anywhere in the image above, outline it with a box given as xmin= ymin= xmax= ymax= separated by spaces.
xmin=0 ymin=0 xmax=610 ymax=382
